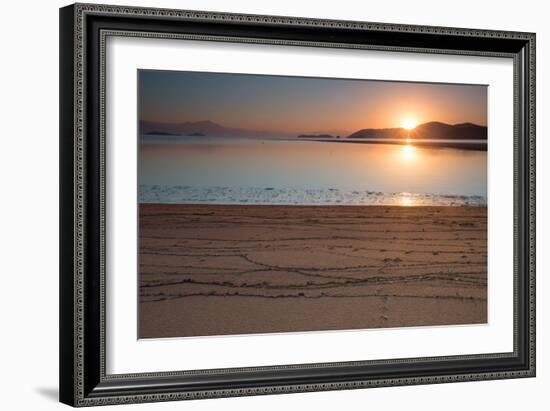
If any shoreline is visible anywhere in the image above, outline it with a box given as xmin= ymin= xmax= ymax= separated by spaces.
xmin=139 ymin=202 xmax=488 ymax=208
xmin=139 ymin=188 xmax=487 ymax=208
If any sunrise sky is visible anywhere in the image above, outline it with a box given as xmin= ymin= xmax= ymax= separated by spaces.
xmin=139 ymin=70 xmax=487 ymax=136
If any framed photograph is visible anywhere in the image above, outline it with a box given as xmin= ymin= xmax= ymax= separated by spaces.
xmin=59 ymin=3 xmax=535 ymax=407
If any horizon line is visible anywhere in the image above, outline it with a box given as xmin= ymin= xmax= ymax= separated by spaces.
xmin=140 ymin=119 xmax=488 ymax=137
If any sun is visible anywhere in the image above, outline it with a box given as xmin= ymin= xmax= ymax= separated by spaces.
xmin=401 ymin=119 xmax=417 ymax=130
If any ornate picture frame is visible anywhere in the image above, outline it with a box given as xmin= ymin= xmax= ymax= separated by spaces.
xmin=59 ymin=3 xmax=535 ymax=406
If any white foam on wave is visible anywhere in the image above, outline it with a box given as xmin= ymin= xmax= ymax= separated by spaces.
xmin=139 ymin=185 xmax=486 ymax=207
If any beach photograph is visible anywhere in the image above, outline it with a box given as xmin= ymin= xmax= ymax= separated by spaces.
xmin=138 ymin=70 xmax=488 ymax=339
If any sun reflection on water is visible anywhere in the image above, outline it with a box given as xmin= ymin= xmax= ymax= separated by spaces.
xmin=401 ymin=144 xmax=415 ymax=159
xmin=399 ymin=194 xmax=415 ymax=206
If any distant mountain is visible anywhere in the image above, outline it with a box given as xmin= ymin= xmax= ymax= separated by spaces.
xmin=347 ymin=127 xmax=407 ymax=140
xmin=347 ymin=122 xmax=487 ymax=140
xmin=141 ymin=120 xmax=486 ymax=141
xmin=307 ymin=128 xmax=351 ymax=137
xmin=140 ymin=120 xmax=283 ymax=138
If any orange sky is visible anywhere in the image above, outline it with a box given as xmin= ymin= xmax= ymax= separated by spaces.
xmin=140 ymin=71 xmax=487 ymax=135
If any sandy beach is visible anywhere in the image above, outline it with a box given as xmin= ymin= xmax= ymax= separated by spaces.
xmin=139 ymin=204 xmax=487 ymax=338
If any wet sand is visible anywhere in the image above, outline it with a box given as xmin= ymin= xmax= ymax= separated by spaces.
xmin=139 ymin=204 xmax=487 ymax=338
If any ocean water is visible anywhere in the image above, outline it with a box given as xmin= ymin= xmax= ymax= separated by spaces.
xmin=139 ymin=136 xmax=487 ymax=207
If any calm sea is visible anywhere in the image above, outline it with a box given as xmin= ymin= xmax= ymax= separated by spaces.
xmin=139 ymin=136 xmax=487 ymax=206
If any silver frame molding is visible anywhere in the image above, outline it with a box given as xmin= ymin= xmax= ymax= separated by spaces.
xmin=60 ymin=3 xmax=535 ymax=407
